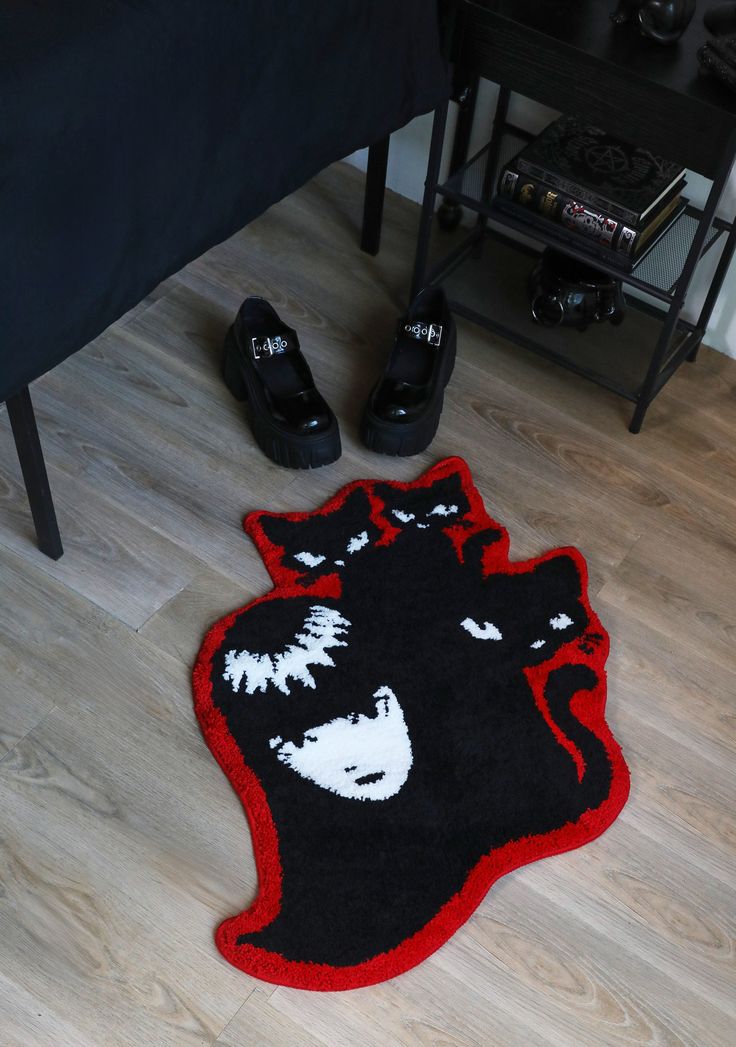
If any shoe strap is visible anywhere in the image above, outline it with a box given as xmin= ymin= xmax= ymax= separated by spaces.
xmin=399 ymin=318 xmax=443 ymax=347
xmin=250 ymin=331 xmax=296 ymax=361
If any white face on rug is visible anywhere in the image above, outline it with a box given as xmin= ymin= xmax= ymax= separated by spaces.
xmin=270 ymin=686 xmax=413 ymax=801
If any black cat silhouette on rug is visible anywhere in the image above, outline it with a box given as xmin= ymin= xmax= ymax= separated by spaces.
xmin=193 ymin=457 xmax=629 ymax=989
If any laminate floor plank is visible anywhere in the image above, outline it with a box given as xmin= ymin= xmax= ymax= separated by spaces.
xmin=215 ymin=985 xmax=332 ymax=1047
xmin=0 ymin=968 xmax=96 ymax=1047
xmin=433 ymin=902 xmax=705 ymax=1047
xmin=617 ymin=719 xmax=735 ymax=879
xmin=467 ymin=879 xmax=727 ymax=1047
xmin=264 ymin=958 xmax=553 ymax=1047
xmin=0 ymin=822 xmax=251 ymax=1047
xmin=138 ymin=568 xmax=258 ymax=668
xmin=0 ymin=451 xmax=203 ymax=628
xmin=0 ymin=556 xmax=258 ymax=932
xmin=446 ymin=334 xmax=736 ymax=549
xmin=507 ymin=820 xmax=736 ymax=1020
xmin=0 ymin=638 xmax=56 ymax=766
xmin=599 ymin=526 xmax=736 ymax=674
xmin=600 ymin=603 xmax=735 ymax=764
xmin=21 ymin=336 xmax=293 ymax=594
xmin=0 ymin=550 xmax=255 ymax=1045
xmin=0 ymin=160 xmax=734 ymax=1045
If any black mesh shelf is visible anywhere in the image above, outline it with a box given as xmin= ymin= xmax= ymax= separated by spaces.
xmin=440 ymin=136 xmax=728 ymax=299
xmin=427 ymin=229 xmax=699 ymax=401
xmin=634 ymin=211 xmax=722 ymax=293
xmin=443 ymin=129 xmax=530 ymax=201
xmin=411 ymin=32 xmax=736 ymax=431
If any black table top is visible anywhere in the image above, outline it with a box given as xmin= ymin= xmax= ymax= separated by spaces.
xmin=470 ymin=0 xmax=736 ymax=119
xmin=459 ymin=0 xmax=736 ymax=175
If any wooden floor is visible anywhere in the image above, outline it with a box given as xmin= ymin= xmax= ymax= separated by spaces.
xmin=1 ymin=161 xmax=735 ymax=1047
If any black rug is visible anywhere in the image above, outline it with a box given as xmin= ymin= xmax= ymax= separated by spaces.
xmin=193 ymin=457 xmax=629 ymax=989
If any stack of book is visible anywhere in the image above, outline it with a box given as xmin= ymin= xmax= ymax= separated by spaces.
xmin=493 ymin=116 xmax=687 ymax=272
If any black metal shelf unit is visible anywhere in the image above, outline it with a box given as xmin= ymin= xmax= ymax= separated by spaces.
xmin=411 ymin=50 xmax=736 ymax=433
xmin=440 ymin=128 xmax=728 ymax=300
xmin=416 ymin=116 xmax=735 ymax=414
xmin=426 ymin=227 xmax=705 ymax=405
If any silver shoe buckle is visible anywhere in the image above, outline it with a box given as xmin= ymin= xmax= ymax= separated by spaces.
xmin=251 ymin=335 xmax=289 ymax=359
xmin=403 ymin=322 xmax=443 ymax=347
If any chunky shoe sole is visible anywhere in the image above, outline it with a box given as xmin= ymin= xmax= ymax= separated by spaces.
xmin=222 ymin=329 xmax=341 ymax=469
xmin=360 ymin=326 xmax=456 ymax=457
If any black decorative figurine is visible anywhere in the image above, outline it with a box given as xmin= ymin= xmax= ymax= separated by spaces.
xmin=528 ymin=250 xmax=627 ymax=332
xmin=610 ymin=0 xmax=696 ymax=43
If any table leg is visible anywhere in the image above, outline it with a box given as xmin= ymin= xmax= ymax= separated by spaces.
xmin=437 ymin=77 xmax=480 ymax=231
xmin=6 ymin=386 xmax=63 ymax=559
xmin=411 ymin=99 xmax=451 ymax=301
xmin=361 ymin=136 xmax=390 ymax=256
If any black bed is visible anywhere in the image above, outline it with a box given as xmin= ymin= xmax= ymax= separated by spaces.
xmin=0 ymin=0 xmax=449 ymax=555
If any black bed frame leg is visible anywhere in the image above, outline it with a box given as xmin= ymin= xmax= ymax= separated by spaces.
xmin=361 ymin=136 xmax=390 ymax=256
xmin=5 ymin=387 xmax=63 ymax=560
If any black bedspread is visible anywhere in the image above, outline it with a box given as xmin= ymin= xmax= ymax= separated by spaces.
xmin=0 ymin=1 xmax=448 ymax=401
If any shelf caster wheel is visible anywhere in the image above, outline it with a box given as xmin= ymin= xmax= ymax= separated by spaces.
xmin=436 ymin=200 xmax=462 ymax=232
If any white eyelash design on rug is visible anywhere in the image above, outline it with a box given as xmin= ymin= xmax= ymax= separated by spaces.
xmin=223 ymin=605 xmax=351 ymax=696
xmin=427 ymin=503 xmax=459 ymax=517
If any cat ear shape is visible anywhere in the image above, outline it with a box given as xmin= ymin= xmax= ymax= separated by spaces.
xmin=534 ymin=553 xmax=583 ymax=602
xmin=372 ymin=461 xmax=509 ymax=572
xmin=249 ymin=488 xmax=379 ymax=582
xmin=457 ymin=525 xmax=506 ymax=575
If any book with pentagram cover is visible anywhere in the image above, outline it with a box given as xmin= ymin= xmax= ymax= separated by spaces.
xmin=509 ymin=116 xmax=686 ymax=227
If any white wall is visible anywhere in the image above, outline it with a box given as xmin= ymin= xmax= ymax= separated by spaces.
xmin=347 ymin=84 xmax=736 ymax=358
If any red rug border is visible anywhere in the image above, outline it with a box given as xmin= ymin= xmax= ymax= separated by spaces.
xmin=191 ymin=456 xmax=630 ymax=991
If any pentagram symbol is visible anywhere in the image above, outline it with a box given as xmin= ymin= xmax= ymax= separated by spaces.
xmin=585 ymin=143 xmax=629 ymax=176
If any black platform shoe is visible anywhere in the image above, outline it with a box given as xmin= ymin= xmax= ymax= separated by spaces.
xmin=222 ymin=298 xmax=341 ymax=469
xmin=361 ymin=286 xmax=456 ymax=456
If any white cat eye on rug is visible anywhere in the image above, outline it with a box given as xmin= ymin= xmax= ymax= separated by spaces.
xmin=461 ymin=617 xmax=503 ymax=640
xmin=293 ymin=551 xmax=326 ymax=568
xmin=271 ymin=686 xmax=413 ymax=801
xmin=292 ymin=527 xmax=372 ymax=571
xmin=461 ymin=611 xmax=575 ymax=644
xmin=392 ymin=502 xmax=459 ymax=526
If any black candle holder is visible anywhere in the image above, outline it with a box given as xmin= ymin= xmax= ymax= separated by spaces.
xmin=528 ymin=250 xmax=627 ymax=332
